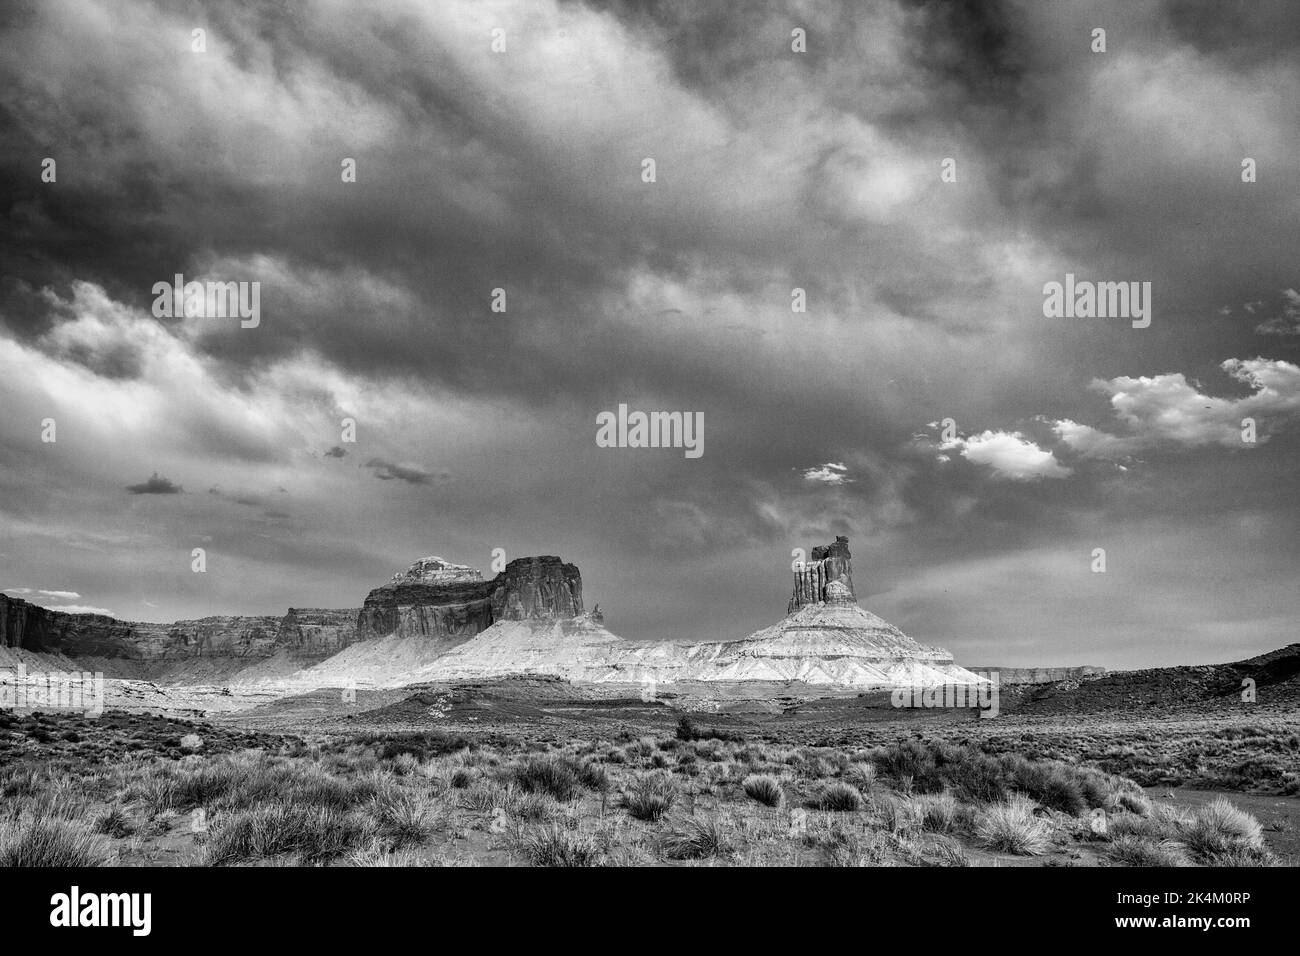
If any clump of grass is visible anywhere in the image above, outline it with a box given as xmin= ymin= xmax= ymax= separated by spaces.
xmin=661 ymin=816 xmax=732 ymax=860
xmin=510 ymin=792 xmax=561 ymax=822
xmin=345 ymin=731 xmax=471 ymax=761
xmin=675 ymin=715 xmax=744 ymax=744
xmin=519 ymin=826 xmax=602 ymax=867
xmin=0 ymin=817 xmax=107 ymax=867
xmin=576 ymin=761 xmax=610 ymax=793
xmin=203 ymin=804 xmax=372 ymax=865
xmin=448 ymin=768 xmax=475 ymax=789
xmin=808 ymin=782 xmax=862 ymax=812
xmin=912 ymin=792 xmax=958 ymax=833
xmin=847 ymin=763 xmax=877 ymax=791
xmin=975 ymin=794 xmax=1051 ymax=856
xmin=742 ymin=774 xmax=784 ymax=808
xmin=93 ymin=806 xmax=135 ymax=839
xmin=370 ymin=789 xmax=437 ymax=847
xmin=1107 ymin=835 xmax=1190 ymax=867
xmin=622 ymin=773 xmax=676 ymax=821
xmin=1181 ymin=798 xmax=1265 ymax=862
xmin=508 ymin=755 xmax=582 ymax=802
xmin=930 ymin=835 xmax=971 ymax=867
xmin=814 ymin=826 xmax=896 ymax=867
xmin=460 ymin=782 xmax=512 ymax=812
xmin=875 ymin=795 xmax=921 ymax=835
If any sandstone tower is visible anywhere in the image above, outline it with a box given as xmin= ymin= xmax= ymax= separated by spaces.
xmin=788 ymin=535 xmax=856 ymax=613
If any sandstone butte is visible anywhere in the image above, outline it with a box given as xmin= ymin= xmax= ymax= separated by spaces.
xmin=0 ymin=539 xmax=987 ymax=696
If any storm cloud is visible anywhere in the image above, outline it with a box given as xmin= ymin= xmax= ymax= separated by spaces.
xmin=1 ymin=0 xmax=1298 ymax=667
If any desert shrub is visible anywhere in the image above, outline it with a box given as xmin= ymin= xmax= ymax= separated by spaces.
xmin=0 ymin=817 xmax=106 ymax=867
xmin=813 ymin=825 xmax=896 ymax=867
xmin=519 ymin=826 xmax=601 ymax=867
xmin=92 ymin=806 xmax=135 ymax=839
xmin=459 ymin=782 xmax=511 ymax=812
xmin=912 ymin=792 xmax=958 ymax=832
xmin=798 ymin=756 xmax=839 ymax=780
xmin=674 ymin=715 xmax=744 ymax=744
xmin=510 ymin=792 xmax=561 ymax=822
xmin=875 ymin=795 xmax=921 ymax=835
xmin=1180 ymin=798 xmax=1265 ymax=862
xmin=204 ymin=804 xmax=371 ymax=865
xmin=1108 ymin=811 xmax=1169 ymax=842
xmin=622 ymin=773 xmax=676 ymax=821
xmin=351 ymin=731 xmax=471 ymax=761
xmin=1078 ymin=772 xmax=1110 ymax=810
xmin=131 ymin=770 xmax=181 ymax=816
xmin=390 ymin=753 xmax=421 ymax=776
xmin=931 ymin=835 xmax=971 ymax=867
xmin=369 ymin=789 xmax=437 ymax=846
xmin=1005 ymin=757 xmax=1087 ymax=816
xmin=509 ymin=755 xmax=582 ymax=802
xmin=874 ymin=739 xmax=939 ymax=787
xmin=576 ymin=761 xmax=610 ymax=792
xmin=808 ymin=782 xmax=862 ymax=812
xmin=284 ymin=768 xmax=385 ymax=812
xmin=1107 ymin=835 xmax=1190 ymax=867
xmin=846 ymin=763 xmax=877 ymax=791
xmin=661 ymin=816 xmax=732 ymax=860
xmin=946 ymin=751 xmax=1008 ymax=804
xmin=1116 ymin=790 xmax=1152 ymax=816
xmin=975 ymin=794 xmax=1051 ymax=856
xmin=449 ymin=768 xmax=475 ymax=789
xmin=742 ymin=774 xmax=784 ymax=808
xmin=0 ymin=766 xmax=40 ymax=799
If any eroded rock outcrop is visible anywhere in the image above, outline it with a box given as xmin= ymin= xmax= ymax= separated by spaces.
xmin=0 ymin=593 xmax=358 ymax=663
xmin=789 ymin=536 xmax=855 ymax=612
xmin=356 ymin=555 xmax=583 ymax=644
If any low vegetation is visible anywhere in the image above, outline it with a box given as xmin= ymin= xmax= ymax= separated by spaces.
xmin=0 ymin=709 xmax=1286 ymax=867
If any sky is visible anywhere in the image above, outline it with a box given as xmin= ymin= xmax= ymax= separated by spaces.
xmin=1 ymin=0 xmax=1298 ymax=669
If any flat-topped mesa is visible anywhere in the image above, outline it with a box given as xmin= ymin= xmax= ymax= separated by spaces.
xmin=788 ymin=536 xmax=856 ymax=613
xmin=357 ymin=554 xmax=584 ymax=642
xmin=390 ymin=557 xmax=484 ymax=587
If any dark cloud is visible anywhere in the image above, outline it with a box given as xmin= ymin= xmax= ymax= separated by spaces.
xmin=126 ymin=473 xmax=183 ymax=495
xmin=0 ymin=0 xmax=1296 ymax=666
xmin=363 ymin=458 xmax=441 ymax=485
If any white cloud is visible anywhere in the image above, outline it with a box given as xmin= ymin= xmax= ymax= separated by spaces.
xmin=800 ymin=462 xmax=852 ymax=485
xmin=1056 ymin=358 xmax=1300 ymax=456
xmin=1255 ymin=289 xmax=1300 ymax=336
xmin=949 ymin=430 xmax=1072 ymax=481
xmin=45 ymin=605 xmax=114 ymax=616
xmin=3 ymin=588 xmax=81 ymax=601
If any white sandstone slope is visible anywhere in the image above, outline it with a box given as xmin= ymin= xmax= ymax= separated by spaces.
xmin=395 ymin=579 xmax=984 ymax=691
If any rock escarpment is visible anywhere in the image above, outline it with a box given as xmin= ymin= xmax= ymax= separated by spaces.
xmin=356 ymin=555 xmax=583 ymax=644
xmin=789 ymin=535 xmax=855 ymax=612
xmin=973 ymin=665 xmax=1106 ymax=685
xmin=0 ymin=593 xmax=358 ymax=664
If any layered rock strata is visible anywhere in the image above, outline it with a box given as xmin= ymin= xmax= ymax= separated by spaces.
xmin=355 ymin=555 xmax=583 ymax=643
xmin=0 ymin=593 xmax=358 ymax=663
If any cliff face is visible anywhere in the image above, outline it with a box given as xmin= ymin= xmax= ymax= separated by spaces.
xmin=357 ymin=555 xmax=583 ymax=642
xmin=973 ymin=665 xmax=1106 ymax=685
xmin=278 ymin=608 xmax=363 ymax=660
xmin=789 ymin=536 xmax=855 ymax=612
xmin=0 ymin=593 xmax=358 ymax=662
